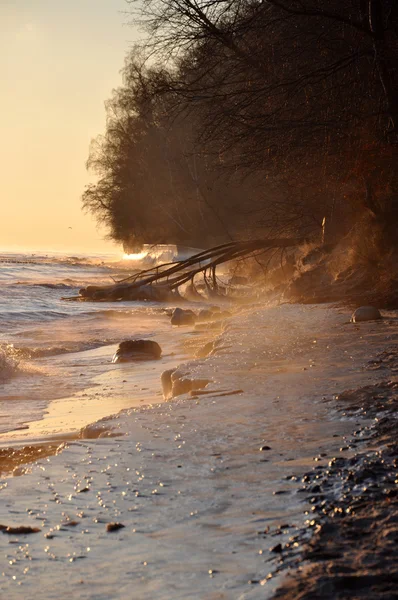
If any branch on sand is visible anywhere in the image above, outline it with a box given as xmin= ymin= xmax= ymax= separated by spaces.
xmin=68 ymin=238 xmax=305 ymax=302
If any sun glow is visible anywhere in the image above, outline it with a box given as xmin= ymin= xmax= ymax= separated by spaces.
xmin=122 ymin=251 xmax=149 ymax=261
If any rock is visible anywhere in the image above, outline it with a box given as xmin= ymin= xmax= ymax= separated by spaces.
xmin=196 ymin=341 xmax=215 ymax=358
xmin=170 ymin=307 xmax=196 ymax=326
xmin=161 ymin=368 xmax=176 ymax=399
xmin=106 ymin=522 xmax=125 ymax=532
xmin=161 ymin=367 xmax=209 ymax=398
xmin=197 ymin=309 xmax=216 ymax=321
xmin=112 ymin=340 xmax=162 ymax=363
xmin=0 ymin=525 xmax=41 ymax=534
xmin=351 ymin=306 xmax=382 ymax=323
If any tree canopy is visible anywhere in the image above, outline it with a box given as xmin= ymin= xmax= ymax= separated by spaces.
xmin=83 ymin=1 xmax=397 ymax=252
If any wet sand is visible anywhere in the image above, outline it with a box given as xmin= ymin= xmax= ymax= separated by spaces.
xmin=0 ymin=304 xmax=397 ymax=598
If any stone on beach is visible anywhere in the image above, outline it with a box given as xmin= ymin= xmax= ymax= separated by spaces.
xmin=197 ymin=308 xmax=215 ymax=321
xmin=351 ymin=306 xmax=382 ymax=323
xmin=170 ymin=307 xmax=197 ymax=326
xmin=161 ymin=367 xmax=209 ymax=398
xmin=197 ymin=308 xmax=231 ymax=322
xmin=112 ymin=340 xmax=162 ymax=363
xmin=0 ymin=525 xmax=41 ymax=534
xmin=160 ymin=368 xmax=176 ymax=399
xmin=196 ymin=340 xmax=216 ymax=358
xmin=106 ymin=522 xmax=125 ymax=532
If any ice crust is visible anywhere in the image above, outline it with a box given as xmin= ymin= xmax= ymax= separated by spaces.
xmin=0 ymin=304 xmax=395 ymax=598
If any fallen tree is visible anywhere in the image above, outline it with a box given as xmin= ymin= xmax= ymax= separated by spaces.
xmin=70 ymin=238 xmax=305 ymax=302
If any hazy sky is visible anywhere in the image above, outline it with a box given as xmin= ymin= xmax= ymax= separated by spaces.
xmin=1 ymin=0 xmax=139 ymax=253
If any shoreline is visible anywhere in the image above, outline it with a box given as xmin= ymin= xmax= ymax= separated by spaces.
xmin=0 ymin=302 xmax=397 ymax=597
xmin=273 ymin=368 xmax=398 ymax=599
xmin=0 ymin=306 xmax=225 ymax=475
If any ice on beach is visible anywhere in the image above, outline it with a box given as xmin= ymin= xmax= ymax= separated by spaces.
xmin=0 ymin=303 xmax=395 ymax=598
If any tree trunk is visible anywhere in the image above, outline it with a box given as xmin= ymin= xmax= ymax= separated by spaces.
xmin=369 ymin=0 xmax=398 ymax=141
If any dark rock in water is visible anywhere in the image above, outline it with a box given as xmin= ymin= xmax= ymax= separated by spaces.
xmin=106 ymin=522 xmax=125 ymax=532
xmin=351 ymin=306 xmax=382 ymax=323
xmin=171 ymin=307 xmax=196 ymax=326
xmin=112 ymin=340 xmax=161 ymax=363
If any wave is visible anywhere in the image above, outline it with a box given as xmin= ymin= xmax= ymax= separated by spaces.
xmin=92 ymin=306 xmax=168 ymax=319
xmin=0 ymin=309 xmax=71 ymax=323
xmin=3 ymin=339 xmax=118 ymax=360
xmin=0 ymin=253 xmax=123 ymax=271
xmin=12 ymin=282 xmax=76 ymax=289
xmin=0 ymin=345 xmax=21 ymax=382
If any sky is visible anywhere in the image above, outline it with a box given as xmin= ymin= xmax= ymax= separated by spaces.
xmin=0 ymin=0 xmax=139 ymax=253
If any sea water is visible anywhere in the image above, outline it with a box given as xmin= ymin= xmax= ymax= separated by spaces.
xmin=0 ymin=250 xmax=185 ymax=435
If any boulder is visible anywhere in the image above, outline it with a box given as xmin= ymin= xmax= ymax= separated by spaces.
xmin=112 ymin=340 xmax=162 ymax=363
xmin=161 ymin=367 xmax=209 ymax=399
xmin=197 ymin=307 xmax=231 ymax=322
xmin=351 ymin=306 xmax=382 ymax=323
xmin=197 ymin=309 xmax=215 ymax=321
xmin=170 ymin=307 xmax=197 ymax=326
xmin=161 ymin=368 xmax=177 ymax=399
xmin=196 ymin=338 xmax=224 ymax=359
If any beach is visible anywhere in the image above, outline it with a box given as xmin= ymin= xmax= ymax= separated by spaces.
xmin=0 ymin=255 xmax=397 ymax=598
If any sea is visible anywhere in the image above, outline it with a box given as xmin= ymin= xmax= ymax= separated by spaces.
xmin=0 ymin=249 xmax=186 ymax=438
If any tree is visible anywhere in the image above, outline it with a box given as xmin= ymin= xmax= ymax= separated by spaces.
xmin=84 ymin=1 xmax=397 ymax=257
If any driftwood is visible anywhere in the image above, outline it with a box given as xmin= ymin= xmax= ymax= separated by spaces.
xmin=70 ymin=238 xmax=304 ymax=302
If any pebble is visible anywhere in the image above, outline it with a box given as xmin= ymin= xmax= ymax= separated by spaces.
xmin=0 ymin=525 xmax=41 ymax=534
xmin=106 ymin=522 xmax=125 ymax=532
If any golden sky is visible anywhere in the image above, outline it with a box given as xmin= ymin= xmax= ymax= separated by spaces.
xmin=0 ymin=0 xmax=138 ymax=253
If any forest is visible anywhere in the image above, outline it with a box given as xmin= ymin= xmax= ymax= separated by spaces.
xmin=82 ymin=0 xmax=397 ymax=302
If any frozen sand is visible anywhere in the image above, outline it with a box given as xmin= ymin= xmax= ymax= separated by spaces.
xmin=0 ymin=304 xmax=397 ymax=598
